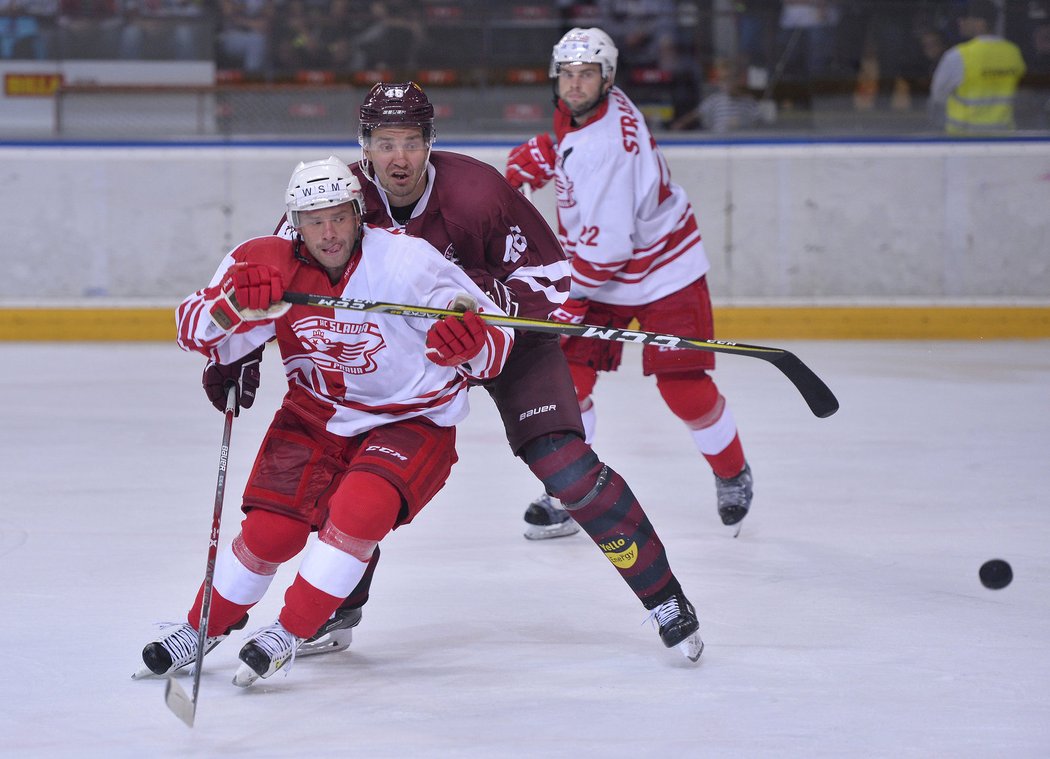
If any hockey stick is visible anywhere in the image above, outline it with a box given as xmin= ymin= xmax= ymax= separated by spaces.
xmin=281 ymin=292 xmax=839 ymax=418
xmin=165 ymin=384 xmax=237 ymax=728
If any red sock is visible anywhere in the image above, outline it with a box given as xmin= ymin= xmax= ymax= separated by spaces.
xmin=279 ymin=576 xmax=343 ymax=639
xmin=187 ymin=585 xmax=252 ymax=637
xmin=703 ymin=433 xmax=746 ymax=479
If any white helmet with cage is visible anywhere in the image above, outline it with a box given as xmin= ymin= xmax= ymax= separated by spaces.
xmin=285 ymin=156 xmax=365 ymax=227
xmin=549 ymin=27 xmax=618 ymax=82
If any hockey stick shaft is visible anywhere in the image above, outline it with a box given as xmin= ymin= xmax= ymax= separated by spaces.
xmin=281 ymin=292 xmax=839 ymax=418
xmin=166 ymin=384 xmax=236 ymax=727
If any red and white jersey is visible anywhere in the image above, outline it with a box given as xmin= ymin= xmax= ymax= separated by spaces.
xmin=552 ymin=87 xmax=709 ymax=306
xmin=176 ymin=225 xmax=513 ymax=438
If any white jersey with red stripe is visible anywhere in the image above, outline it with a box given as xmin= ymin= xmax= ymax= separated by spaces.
xmin=176 ymin=225 xmax=513 ymax=438
xmin=553 ymin=86 xmax=709 ymax=306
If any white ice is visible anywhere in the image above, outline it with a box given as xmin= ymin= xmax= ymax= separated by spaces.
xmin=1 ymin=340 xmax=1048 ymax=758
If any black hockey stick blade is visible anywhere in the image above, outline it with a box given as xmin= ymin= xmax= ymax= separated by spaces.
xmin=164 ymin=678 xmax=195 ymax=727
xmin=281 ymin=292 xmax=839 ymax=418
xmin=766 ymin=351 xmax=839 ymax=418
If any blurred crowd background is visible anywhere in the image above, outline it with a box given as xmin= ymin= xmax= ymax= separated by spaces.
xmin=3 ymin=0 xmax=1049 ymax=135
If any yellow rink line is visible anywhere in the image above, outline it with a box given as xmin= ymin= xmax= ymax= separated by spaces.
xmin=1 ymin=306 xmax=1048 ymax=342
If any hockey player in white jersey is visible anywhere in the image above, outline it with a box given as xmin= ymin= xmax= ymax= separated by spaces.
xmin=136 ymin=157 xmax=513 ymax=686
xmin=506 ymin=27 xmax=755 ymax=535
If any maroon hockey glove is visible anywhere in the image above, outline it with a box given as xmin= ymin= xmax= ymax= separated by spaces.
xmin=465 ymin=269 xmax=519 ymax=317
xmin=506 ymin=133 xmax=557 ymax=190
xmin=425 ymin=311 xmax=492 ymax=367
xmin=202 ymin=344 xmax=264 ymax=416
xmin=208 ymin=262 xmax=290 ymax=331
xmin=550 ymin=297 xmax=589 ymax=325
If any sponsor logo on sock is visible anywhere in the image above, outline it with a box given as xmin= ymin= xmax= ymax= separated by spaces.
xmin=519 ymin=403 xmax=557 ymax=421
xmin=599 ymin=535 xmax=638 ymax=569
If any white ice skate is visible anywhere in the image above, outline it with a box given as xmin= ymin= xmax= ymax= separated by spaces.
xmin=232 ymin=622 xmax=302 ymax=687
xmin=132 ymin=615 xmax=247 ymax=679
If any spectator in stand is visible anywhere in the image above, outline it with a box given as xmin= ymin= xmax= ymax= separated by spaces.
xmin=1 ymin=1 xmax=50 ymax=59
xmin=344 ymin=0 xmax=424 ymax=71
xmin=1018 ymin=0 xmax=1050 ymax=76
xmin=595 ymin=0 xmax=677 ymax=75
xmin=273 ymin=0 xmax=331 ymax=75
xmin=736 ymin=0 xmax=782 ymax=90
xmin=929 ymin=0 xmax=1026 ymax=134
xmin=774 ymin=0 xmax=841 ymax=110
xmin=55 ymin=0 xmax=121 ymax=58
xmin=120 ymin=0 xmax=205 ymax=61
xmin=594 ymin=0 xmax=698 ymax=123
xmin=217 ymin=0 xmax=275 ymax=77
xmin=837 ymin=0 xmax=922 ymax=111
xmin=902 ymin=24 xmax=947 ymax=100
xmin=669 ymin=58 xmax=772 ymax=133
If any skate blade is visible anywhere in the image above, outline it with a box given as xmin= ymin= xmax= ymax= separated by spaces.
xmin=676 ymin=633 xmax=705 ymax=663
xmin=297 ymin=628 xmax=353 ymax=657
xmin=726 ymin=521 xmax=743 ymax=538
xmin=523 ymin=520 xmax=580 ymax=540
xmin=232 ymin=663 xmax=261 ymax=688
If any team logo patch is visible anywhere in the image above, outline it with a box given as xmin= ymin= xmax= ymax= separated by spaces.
xmin=290 ymin=316 xmax=386 ymax=375
xmin=599 ymin=535 xmax=638 ymax=569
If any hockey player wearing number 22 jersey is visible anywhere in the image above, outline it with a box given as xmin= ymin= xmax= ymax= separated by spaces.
xmin=138 ymin=157 xmax=513 ymax=688
xmin=506 ymin=27 xmax=755 ymax=536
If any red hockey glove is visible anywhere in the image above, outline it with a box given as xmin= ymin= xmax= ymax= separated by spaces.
xmin=202 ymin=344 xmax=264 ymax=416
xmin=550 ymin=298 xmax=589 ymax=325
xmin=425 ymin=311 xmax=493 ymax=367
xmin=209 ymin=262 xmax=290 ymax=331
xmin=505 ymin=133 xmax=557 ymax=191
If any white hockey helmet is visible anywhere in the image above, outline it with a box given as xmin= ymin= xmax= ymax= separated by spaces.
xmin=549 ymin=27 xmax=618 ymax=82
xmin=285 ymin=156 xmax=365 ymax=227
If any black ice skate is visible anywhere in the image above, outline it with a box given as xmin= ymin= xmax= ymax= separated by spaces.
xmin=715 ymin=462 xmax=753 ymax=538
xmin=297 ymin=606 xmax=363 ymax=656
xmin=649 ymin=593 xmax=704 ymax=663
xmin=523 ymin=492 xmax=580 ymax=540
xmin=233 ymin=621 xmax=303 ymax=687
xmin=133 ymin=614 xmax=248 ymax=679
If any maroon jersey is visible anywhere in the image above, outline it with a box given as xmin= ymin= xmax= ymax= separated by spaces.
xmin=356 ymin=152 xmax=570 ymax=320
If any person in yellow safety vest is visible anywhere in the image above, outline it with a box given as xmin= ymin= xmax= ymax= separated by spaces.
xmin=929 ymin=0 xmax=1026 ymax=134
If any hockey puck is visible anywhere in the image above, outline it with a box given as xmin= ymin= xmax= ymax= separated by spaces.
xmin=979 ymin=559 xmax=1012 ymax=590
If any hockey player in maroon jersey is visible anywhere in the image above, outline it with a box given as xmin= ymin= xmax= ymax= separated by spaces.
xmin=313 ymin=81 xmax=703 ymax=662
xmin=136 ymin=157 xmax=514 ymax=686
xmin=504 ymin=28 xmax=754 ymax=537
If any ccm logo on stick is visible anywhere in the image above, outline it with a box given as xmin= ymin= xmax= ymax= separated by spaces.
xmin=519 ymin=404 xmax=557 ymax=421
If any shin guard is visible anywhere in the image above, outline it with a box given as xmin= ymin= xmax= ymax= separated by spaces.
xmin=523 ymin=434 xmax=680 ymax=607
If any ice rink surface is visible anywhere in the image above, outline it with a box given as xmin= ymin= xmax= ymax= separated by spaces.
xmin=1 ymin=339 xmax=1048 ymax=758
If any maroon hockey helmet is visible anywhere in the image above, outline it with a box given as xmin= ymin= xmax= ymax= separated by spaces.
xmin=358 ymin=81 xmax=436 ymax=145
